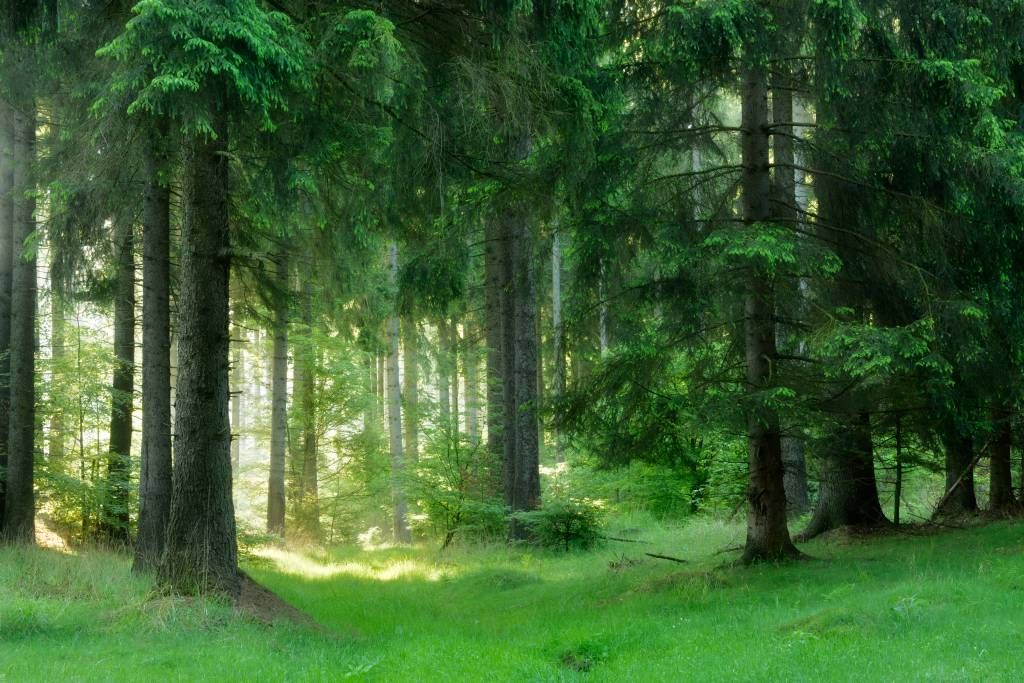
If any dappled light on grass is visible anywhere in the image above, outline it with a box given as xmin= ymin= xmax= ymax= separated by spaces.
xmin=252 ymin=545 xmax=452 ymax=583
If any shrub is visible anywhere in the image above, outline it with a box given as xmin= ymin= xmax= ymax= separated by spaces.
xmin=514 ymin=499 xmax=604 ymax=552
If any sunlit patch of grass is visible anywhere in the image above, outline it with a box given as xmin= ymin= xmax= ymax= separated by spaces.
xmin=251 ymin=545 xmax=452 ymax=582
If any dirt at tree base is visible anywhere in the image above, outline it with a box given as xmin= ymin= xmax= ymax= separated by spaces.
xmin=237 ymin=572 xmax=322 ymax=629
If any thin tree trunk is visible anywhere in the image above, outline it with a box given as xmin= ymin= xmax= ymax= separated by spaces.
xmin=437 ymin=316 xmax=451 ymax=431
xmin=450 ymin=316 xmax=460 ymax=435
xmin=464 ymin=317 xmax=479 ymax=447
xmin=293 ymin=278 xmax=319 ymax=537
xmin=551 ymin=230 xmax=565 ymax=463
xmin=134 ymin=130 xmax=172 ymax=573
xmin=267 ymin=245 xmax=289 ymax=537
xmin=0 ymin=99 xmax=15 ymax=532
xmin=158 ymin=115 xmax=238 ymax=597
xmin=402 ymin=319 xmax=420 ymax=462
xmin=386 ymin=243 xmax=410 ymax=542
xmin=2 ymin=101 xmax=36 ymax=544
xmin=49 ymin=269 xmax=65 ymax=469
xmin=100 ymin=220 xmax=135 ymax=543
xmin=740 ymin=64 xmax=799 ymax=563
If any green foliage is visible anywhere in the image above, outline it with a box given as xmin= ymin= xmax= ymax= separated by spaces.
xmin=512 ymin=498 xmax=603 ymax=552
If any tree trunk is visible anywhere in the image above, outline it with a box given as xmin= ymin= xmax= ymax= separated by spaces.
xmin=801 ymin=413 xmax=887 ymax=538
xmin=0 ymin=99 xmax=14 ymax=532
xmin=464 ymin=317 xmax=479 ymax=447
xmin=551 ymin=230 xmax=565 ymax=463
xmin=386 ymin=243 xmax=410 ymax=542
xmin=437 ymin=316 xmax=451 ymax=432
xmin=99 ymin=220 xmax=135 ymax=543
xmin=230 ymin=304 xmax=242 ymax=476
xmin=740 ymin=64 xmax=799 ymax=563
xmin=2 ymin=102 xmax=36 ymax=544
xmin=158 ymin=116 xmax=238 ymax=597
xmin=936 ymin=424 xmax=978 ymax=516
xmin=484 ymin=217 xmax=506 ymax=494
xmin=267 ymin=245 xmax=288 ymax=537
xmin=134 ymin=130 xmax=172 ymax=573
xmin=990 ymin=407 xmax=1014 ymax=512
xmin=49 ymin=268 xmax=65 ymax=469
xmin=771 ymin=75 xmax=810 ymax=515
xmin=502 ymin=136 xmax=542 ymax=538
xmin=292 ymin=278 xmax=319 ymax=538
xmin=450 ymin=317 xmax=460 ymax=434
xmin=401 ymin=319 xmax=419 ymax=462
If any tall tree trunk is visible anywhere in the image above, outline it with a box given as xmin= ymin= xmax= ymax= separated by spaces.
xmin=771 ymin=75 xmax=810 ymax=515
xmin=99 ymin=221 xmax=135 ymax=543
xmin=0 ymin=99 xmax=14 ymax=532
xmin=484 ymin=217 xmax=506 ymax=493
xmin=2 ymin=101 xmax=36 ymax=544
xmin=267 ymin=245 xmax=288 ymax=537
xmin=134 ymin=130 xmax=172 ymax=573
xmin=230 ymin=302 xmax=242 ymax=475
xmin=551 ymin=230 xmax=565 ymax=463
xmin=936 ymin=422 xmax=978 ymax=516
xmin=437 ymin=316 xmax=451 ymax=431
xmin=386 ymin=243 xmax=410 ymax=542
xmin=292 ymin=278 xmax=319 ymax=538
xmin=502 ymin=133 xmax=542 ymax=538
xmin=989 ymin=407 xmax=1015 ymax=512
xmin=158 ymin=115 xmax=238 ymax=597
xmin=402 ymin=319 xmax=419 ymax=462
xmin=464 ymin=317 xmax=479 ymax=447
xmin=740 ymin=64 xmax=799 ymax=563
xmin=450 ymin=317 xmax=459 ymax=434
xmin=48 ymin=269 xmax=65 ymax=469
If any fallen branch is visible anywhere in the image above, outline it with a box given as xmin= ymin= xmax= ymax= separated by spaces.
xmin=600 ymin=535 xmax=650 ymax=544
xmin=645 ymin=552 xmax=688 ymax=564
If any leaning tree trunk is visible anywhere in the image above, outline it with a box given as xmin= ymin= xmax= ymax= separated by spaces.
xmin=989 ymin=407 xmax=1015 ymax=512
xmin=770 ymin=73 xmax=810 ymax=515
xmin=157 ymin=115 xmax=239 ymax=597
xmin=267 ymin=245 xmax=289 ymax=537
xmin=2 ymin=101 xmax=37 ymax=544
xmin=386 ymin=243 xmax=410 ymax=542
xmin=99 ymin=221 xmax=135 ymax=544
xmin=739 ymin=64 xmax=799 ymax=563
xmin=134 ymin=130 xmax=173 ymax=573
xmin=0 ymin=99 xmax=14 ymax=532
xmin=484 ymin=217 xmax=506 ymax=496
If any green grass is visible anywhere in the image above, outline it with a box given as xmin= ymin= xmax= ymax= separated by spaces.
xmin=4 ymin=514 xmax=1024 ymax=681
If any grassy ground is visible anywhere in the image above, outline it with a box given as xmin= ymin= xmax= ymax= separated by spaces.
xmin=3 ymin=514 xmax=1024 ymax=681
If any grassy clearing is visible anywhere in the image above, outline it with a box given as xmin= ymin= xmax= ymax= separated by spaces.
xmin=3 ymin=514 xmax=1024 ymax=681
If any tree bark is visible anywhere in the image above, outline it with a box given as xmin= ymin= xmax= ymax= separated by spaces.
xmin=386 ymin=243 xmax=410 ymax=542
xmin=99 ymin=221 xmax=135 ymax=543
xmin=464 ymin=316 xmax=480 ymax=447
xmin=292 ymin=278 xmax=319 ymax=537
xmin=267 ymin=245 xmax=288 ymax=537
xmin=2 ymin=101 xmax=36 ymax=544
xmin=0 ymin=99 xmax=14 ymax=532
xmin=134 ymin=130 xmax=172 ymax=573
xmin=230 ymin=302 xmax=242 ymax=475
xmin=936 ymin=423 xmax=978 ymax=516
xmin=48 ymin=267 xmax=65 ymax=469
xmin=740 ymin=64 xmax=799 ymax=563
xmin=437 ymin=316 xmax=451 ymax=432
xmin=158 ymin=115 xmax=238 ymax=597
xmin=989 ymin=407 xmax=1014 ymax=512
xmin=450 ymin=316 xmax=460 ymax=434
xmin=401 ymin=319 xmax=419 ymax=462
xmin=484 ymin=217 xmax=506 ymax=494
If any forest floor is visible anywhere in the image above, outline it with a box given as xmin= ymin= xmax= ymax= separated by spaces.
xmin=2 ymin=514 xmax=1024 ymax=681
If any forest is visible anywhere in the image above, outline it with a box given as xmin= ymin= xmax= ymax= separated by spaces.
xmin=2 ymin=0 xmax=1024 ymax=680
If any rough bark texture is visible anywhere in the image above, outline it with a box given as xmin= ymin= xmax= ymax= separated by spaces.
xmin=134 ymin=132 xmax=172 ymax=573
xmin=401 ymin=320 xmax=419 ymax=462
xmin=230 ymin=309 xmax=242 ymax=475
xmin=989 ymin=408 xmax=1015 ymax=512
xmin=2 ymin=103 xmax=36 ymax=544
xmin=267 ymin=246 xmax=289 ymax=537
xmin=99 ymin=221 xmax=135 ymax=543
xmin=0 ymin=99 xmax=14 ymax=532
xmin=386 ymin=244 xmax=410 ymax=542
xmin=158 ymin=119 xmax=239 ymax=597
xmin=740 ymin=65 xmax=799 ymax=563
xmin=483 ymin=217 xmax=506 ymax=495
xmin=551 ymin=230 xmax=565 ymax=463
